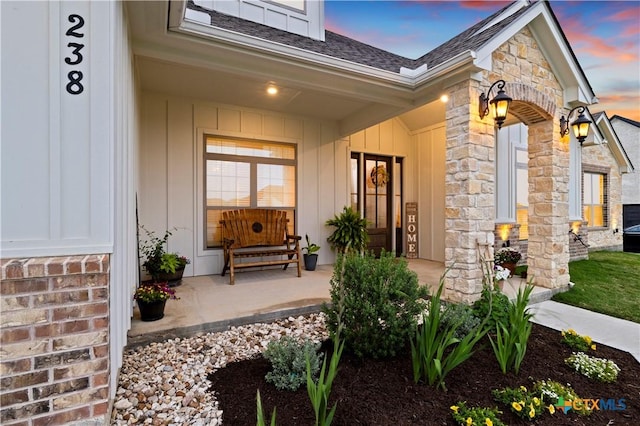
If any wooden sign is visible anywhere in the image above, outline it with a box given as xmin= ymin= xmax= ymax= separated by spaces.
xmin=406 ymin=202 xmax=418 ymax=258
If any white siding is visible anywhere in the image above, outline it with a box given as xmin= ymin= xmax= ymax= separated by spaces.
xmin=415 ymin=125 xmax=446 ymax=262
xmin=110 ymin=1 xmax=140 ymax=396
xmin=1 ymin=1 xmax=112 ymax=257
xmin=139 ymin=94 xmax=342 ymax=274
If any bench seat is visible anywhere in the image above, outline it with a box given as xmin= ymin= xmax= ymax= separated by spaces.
xmin=220 ymin=209 xmax=302 ymax=284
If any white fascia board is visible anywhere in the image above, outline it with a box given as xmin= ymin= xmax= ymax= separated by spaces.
xmin=595 ymin=115 xmax=634 ymax=172
xmin=472 ymin=0 xmax=530 ymax=37
xmin=173 ymin=18 xmax=414 ymax=86
xmin=471 ymin=1 xmax=596 ymax=106
xmin=527 ymin=8 xmax=596 ymax=106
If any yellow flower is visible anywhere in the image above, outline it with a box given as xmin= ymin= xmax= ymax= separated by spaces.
xmin=533 ymin=397 xmax=540 ymax=406
xmin=450 ymin=406 xmax=459 ymax=413
xmin=548 ymin=404 xmax=555 ymax=414
xmin=466 ymin=417 xmax=473 ymax=426
xmin=591 ymin=344 xmax=596 ymax=350
xmin=584 ymin=336 xmax=592 ymax=345
xmin=520 ymin=385 xmax=527 ymax=392
xmin=485 ymin=419 xmax=493 ymax=426
xmin=561 ymin=330 xmax=566 ymax=337
xmin=568 ymin=328 xmax=576 ymax=335
xmin=529 ymin=404 xmax=536 ymax=418
xmin=512 ymin=402 xmax=522 ymax=411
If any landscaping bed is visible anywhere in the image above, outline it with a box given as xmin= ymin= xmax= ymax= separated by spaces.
xmin=209 ymin=322 xmax=639 ymax=425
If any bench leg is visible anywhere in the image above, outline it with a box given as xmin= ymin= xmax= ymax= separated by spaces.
xmin=229 ymin=259 xmax=235 ymax=285
xmin=221 ymin=251 xmax=230 ymax=277
xmin=296 ymin=255 xmax=302 ymax=277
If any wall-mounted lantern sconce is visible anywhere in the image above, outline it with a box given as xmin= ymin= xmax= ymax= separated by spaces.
xmin=479 ymin=79 xmax=512 ymax=129
xmin=613 ymin=228 xmax=619 ymax=235
xmin=560 ymin=106 xmax=592 ymax=145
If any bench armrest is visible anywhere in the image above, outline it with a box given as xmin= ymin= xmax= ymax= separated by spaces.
xmin=286 ymin=234 xmax=302 ymax=241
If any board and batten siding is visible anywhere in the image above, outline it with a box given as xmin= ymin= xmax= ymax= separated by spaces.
xmin=1 ymin=1 xmax=138 ymax=424
xmin=138 ymin=93 xmax=346 ymax=275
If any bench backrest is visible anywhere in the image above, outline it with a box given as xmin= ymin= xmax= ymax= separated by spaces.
xmin=220 ymin=209 xmax=289 ymax=248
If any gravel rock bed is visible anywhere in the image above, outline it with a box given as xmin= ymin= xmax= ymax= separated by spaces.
xmin=111 ymin=313 xmax=328 ymax=425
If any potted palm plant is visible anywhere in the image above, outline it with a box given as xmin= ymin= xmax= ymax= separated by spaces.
xmin=139 ymin=225 xmax=190 ymax=286
xmin=302 ymin=234 xmax=320 ymax=271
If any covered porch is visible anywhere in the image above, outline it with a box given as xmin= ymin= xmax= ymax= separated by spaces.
xmin=127 ymin=259 xmax=555 ymax=347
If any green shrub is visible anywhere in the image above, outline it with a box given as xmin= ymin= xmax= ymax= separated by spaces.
xmin=472 ymin=285 xmax=510 ymax=330
xmin=440 ymin=302 xmax=481 ymax=339
xmin=324 ymin=251 xmax=428 ymax=359
xmin=263 ymin=336 xmax=322 ymax=391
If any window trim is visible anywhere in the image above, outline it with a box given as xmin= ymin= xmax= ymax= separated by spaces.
xmin=582 ymin=165 xmax=610 ymax=229
xmin=203 ymin=135 xmax=297 ymax=249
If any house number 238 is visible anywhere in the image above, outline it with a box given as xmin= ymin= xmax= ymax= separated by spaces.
xmin=65 ymin=14 xmax=85 ymax=95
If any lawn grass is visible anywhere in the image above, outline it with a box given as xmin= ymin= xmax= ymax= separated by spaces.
xmin=552 ymin=251 xmax=640 ymax=323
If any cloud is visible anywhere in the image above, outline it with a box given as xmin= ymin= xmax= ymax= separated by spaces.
xmin=459 ymin=0 xmax=511 ymax=10
xmin=604 ymin=5 xmax=640 ymax=23
xmin=560 ymin=15 xmax=639 ymax=63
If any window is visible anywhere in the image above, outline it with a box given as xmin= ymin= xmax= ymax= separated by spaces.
xmin=205 ymin=136 xmax=296 ymax=248
xmin=515 ymin=148 xmax=529 ymax=240
xmin=583 ymin=172 xmax=605 ymax=227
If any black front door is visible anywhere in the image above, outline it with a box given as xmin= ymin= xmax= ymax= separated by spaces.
xmin=364 ymin=155 xmax=392 ymax=256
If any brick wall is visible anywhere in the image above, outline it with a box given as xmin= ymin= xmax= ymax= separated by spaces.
xmin=1 ymin=255 xmax=110 ymax=426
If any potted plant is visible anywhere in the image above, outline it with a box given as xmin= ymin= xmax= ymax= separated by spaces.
xmin=302 ymin=234 xmax=320 ymax=271
xmin=139 ymin=225 xmax=190 ymax=286
xmin=326 ymin=206 xmax=369 ymax=254
xmin=494 ymin=247 xmax=522 ymax=276
xmin=133 ymin=283 xmax=176 ymax=321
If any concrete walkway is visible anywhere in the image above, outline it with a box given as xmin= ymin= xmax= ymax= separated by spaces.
xmin=528 ymin=300 xmax=640 ymax=362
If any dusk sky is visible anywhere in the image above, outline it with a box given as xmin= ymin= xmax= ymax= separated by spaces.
xmin=325 ymin=0 xmax=640 ymax=121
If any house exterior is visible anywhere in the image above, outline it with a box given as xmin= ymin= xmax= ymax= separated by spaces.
xmin=611 ymin=115 xmax=640 ymax=228
xmin=0 ymin=0 xmax=627 ymax=424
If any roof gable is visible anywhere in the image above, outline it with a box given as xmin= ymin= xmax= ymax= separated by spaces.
xmin=469 ymin=1 xmax=595 ymax=106
xmin=593 ymin=112 xmax=634 ymax=172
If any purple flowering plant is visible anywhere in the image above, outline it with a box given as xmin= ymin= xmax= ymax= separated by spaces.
xmin=134 ymin=283 xmax=176 ymax=303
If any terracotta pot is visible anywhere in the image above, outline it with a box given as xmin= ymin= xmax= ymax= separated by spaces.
xmin=501 ymin=262 xmax=517 ymax=276
xmin=137 ymin=299 xmax=167 ymax=321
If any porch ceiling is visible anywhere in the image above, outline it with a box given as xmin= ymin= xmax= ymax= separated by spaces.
xmin=127 ymin=2 xmax=448 ymax=135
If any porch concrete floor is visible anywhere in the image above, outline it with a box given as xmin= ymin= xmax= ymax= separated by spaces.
xmin=127 ymin=259 xmax=553 ymax=347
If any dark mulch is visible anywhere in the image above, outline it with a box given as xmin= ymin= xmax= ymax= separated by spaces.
xmin=208 ymin=323 xmax=639 ymax=425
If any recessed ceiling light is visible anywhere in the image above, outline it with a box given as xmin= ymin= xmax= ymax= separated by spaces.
xmin=440 ymin=94 xmax=449 ymax=103
xmin=267 ymin=85 xmax=278 ymax=95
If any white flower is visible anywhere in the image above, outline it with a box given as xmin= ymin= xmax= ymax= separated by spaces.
xmin=494 ymin=265 xmax=511 ymax=281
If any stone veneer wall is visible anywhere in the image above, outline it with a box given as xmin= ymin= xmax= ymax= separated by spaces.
xmin=580 ymin=142 xmax=625 ymax=251
xmin=0 ymin=255 xmax=110 ymax=426
xmin=444 ymin=26 xmax=569 ymax=300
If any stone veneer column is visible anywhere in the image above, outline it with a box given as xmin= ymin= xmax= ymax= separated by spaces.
xmin=0 ymin=255 xmax=110 ymax=425
xmin=444 ymin=79 xmax=497 ymax=303
xmin=527 ymin=121 xmax=571 ymax=288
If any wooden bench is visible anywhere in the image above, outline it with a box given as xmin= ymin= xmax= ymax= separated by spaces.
xmin=219 ymin=209 xmax=302 ymax=285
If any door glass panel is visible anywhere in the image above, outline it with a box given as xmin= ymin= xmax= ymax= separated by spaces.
xmin=350 ymin=156 xmax=359 ymax=211
xmin=365 ymin=159 xmax=389 ymax=228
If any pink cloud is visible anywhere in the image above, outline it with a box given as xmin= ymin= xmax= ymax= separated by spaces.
xmin=561 ymin=15 xmax=639 ymax=63
xmin=604 ymin=5 xmax=640 ymax=23
xmin=459 ymin=1 xmax=510 ymax=10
